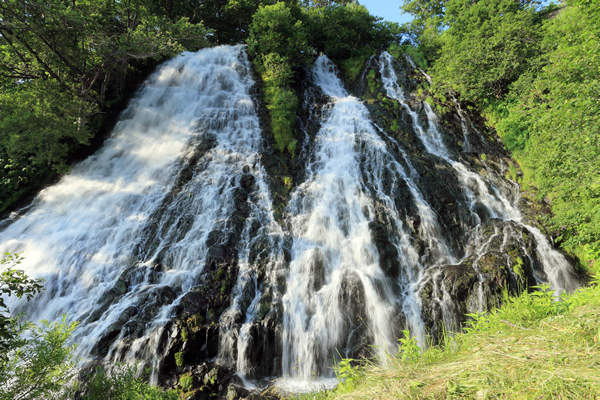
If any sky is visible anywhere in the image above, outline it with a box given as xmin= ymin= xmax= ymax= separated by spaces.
xmin=359 ymin=1 xmax=413 ymax=25
xmin=358 ymin=0 xmax=554 ymax=25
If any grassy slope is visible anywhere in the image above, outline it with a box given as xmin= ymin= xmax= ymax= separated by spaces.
xmin=289 ymin=281 xmax=600 ymax=399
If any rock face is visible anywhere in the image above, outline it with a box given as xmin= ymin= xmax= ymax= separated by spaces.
xmin=419 ymin=219 xmax=542 ymax=342
xmin=4 ymin=47 xmax=574 ymax=400
xmin=143 ymin=51 xmax=579 ymax=398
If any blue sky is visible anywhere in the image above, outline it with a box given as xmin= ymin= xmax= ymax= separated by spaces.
xmin=358 ymin=1 xmax=413 ymax=25
xmin=357 ymin=0 xmax=554 ymax=25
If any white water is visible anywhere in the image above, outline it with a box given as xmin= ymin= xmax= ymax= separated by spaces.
xmin=378 ymin=51 xmax=578 ymax=296
xmin=279 ymin=56 xmax=461 ymax=381
xmin=281 ymin=56 xmax=396 ymax=380
xmin=0 ymin=45 xmax=278 ymax=373
xmin=0 ymin=45 xmax=580 ymax=391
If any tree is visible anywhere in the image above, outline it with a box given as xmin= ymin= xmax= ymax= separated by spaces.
xmin=0 ymin=253 xmax=78 ymax=400
xmin=0 ymin=316 xmax=79 ymax=400
xmin=0 ymin=253 xmax=44 ymax=354
xmin=247 ymin=1 xmax=313 ymax=67
xmin=306 ymin=3 xmax=403 ymax=61
xmin=0 ymin=0 xmax=209 ymax=111
xmin=0 ymin=0 xmax=210 ymax=212
xmin=247 ymin=1 xmax=314 ymax=154
xmin=431 ymin=0 xmax=544 ymax=105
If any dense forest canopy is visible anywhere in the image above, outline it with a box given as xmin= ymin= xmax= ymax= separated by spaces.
xmin=0 ymin=0 xmax=210 ymax=212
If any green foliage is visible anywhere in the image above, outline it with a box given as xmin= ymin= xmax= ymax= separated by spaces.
xmin=397 ymin=329 xmax=422 ymax=361
xmin=0 ymin=257 xmax=79 ymax=400
xmin=260 ymin=53 xmax=299 ymax=153
xmin=178 ymin=0 xmax=267 ymax=44
xmin=175 ymin=352 xmax=184 ymax=368
xmin=84 ymin=364 xmax=179 ymax=400
xmin=488 ymin=1 xmax=600 ymax=269
xmin=180 ymin=327 xmax=189 ymax=342
xmin=248 ymin=1 xmax=405 ymax=155
xmin=0 ymin=315 xmax=79 ymax=400
xmin=263 ymin=53 xmax=296 ymax=88
xmin=306 ymin=4 xmax=403 ymax=61
xmin=301 ymin=0 xmax=353 ymax=7
xmin=0 ymin=259 xmax=78 ymax=400
xmin=179 ymin=373 xmax=193 ymax=391
xmin=0 ymin=80 xmax=93 ymax=173
xmin=265 ymin=85 xmax=299 ymax=154
xmin=388 ymin=42 xmax=428 ymax=69
xmin=0 ymin=0 xmax=210 ymax=212
xmin=333 ymin=358 xmax=362 ymax=394
xmin=431 ymin=0 xmax=544 ymax=105
xmin=247 ymin=1 xmax=313 ymax=67
xmin=0 ymin=0 xmax=209 ymax=106
xmin=0 ymin=263 xmax=176 ymax=399
xmin=247 ymin=2 xmax=310 ymax=154
xmin=0 ymin=253 xmax=44 ymax=354
xmin=366 ymin=69 xmax=378 ymax=94
xmin=401 ymin=0 xmax=600 ymax=270
xmin=338 ymin=54 xmax=370 ymax=82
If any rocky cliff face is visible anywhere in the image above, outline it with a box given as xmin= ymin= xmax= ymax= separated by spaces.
xmin=154 ymin=50 xmax=579 ymax=398
xmin=0 ymin=46 xmax=579 ymax=400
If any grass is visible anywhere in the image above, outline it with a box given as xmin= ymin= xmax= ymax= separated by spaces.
xmin=286 ymin=280 xmax=600 ymax=399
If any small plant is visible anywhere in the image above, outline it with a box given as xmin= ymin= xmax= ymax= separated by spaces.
xmin=512 ymin=256 xmax=524 ymax=277
xmin=397 ymin=329 xmax=421 ymax=361
xmin=367 ymin=69 xmax=378 ymax=94
xmin=464 ymin=311 xmax=488 ymax=334
xmin=334 ymin=358 xmax=362 ymax=394
xmin=174 ymin=351 xmax=184 ymax=368
xmin=179 ymin=373 xmax=193 ymax=391
xmin=283 ymin=176 xmax=293 ymax=192
xmin=180 ymin=327 xmax=189 ymax=342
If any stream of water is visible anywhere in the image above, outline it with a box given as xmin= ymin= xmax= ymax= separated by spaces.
xmin=0 ymin=46 xmax=579 ymax=392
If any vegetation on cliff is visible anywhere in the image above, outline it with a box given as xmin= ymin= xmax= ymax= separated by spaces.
xmin=247 ymin=1 xmax=402 ymax=153
xmin=399 ymin=0 xmax=600 ymax=272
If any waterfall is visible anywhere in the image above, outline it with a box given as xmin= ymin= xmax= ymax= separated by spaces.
xmin=281 ymin=56 xmax=396 ymax=381
xmin=0 ymin=45 xmax=281 ymax=374
xmin=0 ymin=44 xmax=582 ymax=392
xmin=280 ymin=55 xmax=462 ymax=385
xmin=378 ymin=51 xmax=579 ymax=296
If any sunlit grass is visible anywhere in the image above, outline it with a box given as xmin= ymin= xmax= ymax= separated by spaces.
xmin=287 ymin=280 xmax=600 ymax=399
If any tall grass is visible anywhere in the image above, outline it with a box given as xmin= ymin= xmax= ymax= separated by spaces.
xmin=286 ymin=280 xmax=600 ymax=399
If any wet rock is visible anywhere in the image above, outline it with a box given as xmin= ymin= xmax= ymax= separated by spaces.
xmin=226 ymin=383 xmax=250 ymax=400
xmin=368 ymin=220 xmax=400 ymax=277
xmin=419 ymin=219 xmax=543 ymax=343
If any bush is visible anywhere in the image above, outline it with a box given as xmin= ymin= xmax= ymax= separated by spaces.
xmin=84 ymin=364 xmax=179 ymax=400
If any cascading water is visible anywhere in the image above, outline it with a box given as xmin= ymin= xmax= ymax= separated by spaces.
xmin=0 ymin=43 xmax=582 ymax=395
xmin=280 ymin=56 xmax=463 ymax=386
xmin=281 ymin=56 xmax=397 ymax=383
xmin=377 ymin=51 xmax=579 ymax=298
xmin=0 ymin=45 xmax=281 ymax=377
